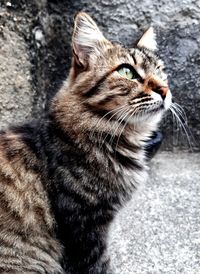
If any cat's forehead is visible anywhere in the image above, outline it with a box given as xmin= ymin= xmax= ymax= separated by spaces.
xmin=130 ymin=47 xmax=164 ymax=76
xmin=130 ymin=48 xmax=159 ymax=67
xmin=102 ymin=44 xmax=163 ymax=73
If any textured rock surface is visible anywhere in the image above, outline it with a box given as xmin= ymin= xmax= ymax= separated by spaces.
xmin=0 ymin=0 xmax=200 ymax=150
xmin=108 ymin=152 xmax=200 ymax=274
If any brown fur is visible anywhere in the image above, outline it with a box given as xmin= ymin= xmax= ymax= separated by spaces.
xmin=0 ymin=12 xmax=171 ymax=274
xmin=0 ymin=133 xmax=63 ymax=273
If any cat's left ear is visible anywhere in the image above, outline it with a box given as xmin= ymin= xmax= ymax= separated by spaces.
xmin=72 ymin=12 xmax=111 ymax=68
xmin=137 ymin=27 xmax=157 ymax=51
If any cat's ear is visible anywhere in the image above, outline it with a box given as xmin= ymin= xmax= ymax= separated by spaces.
xmin=72 ymin=12 xmax=111 ymax=67
xmin=137 ymin=27 xmax=157 ymax=51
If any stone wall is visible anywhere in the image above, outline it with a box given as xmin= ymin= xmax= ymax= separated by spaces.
xmin=0 ymin=0 xmax=200 ymax=151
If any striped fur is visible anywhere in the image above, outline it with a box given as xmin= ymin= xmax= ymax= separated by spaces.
xmin=0 ymin=12 xmax=171 ymax=274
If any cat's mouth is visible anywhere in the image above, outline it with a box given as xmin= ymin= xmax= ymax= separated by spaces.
xmin=123 ymin=102 xmax=164 ymax=125
xmin=149 ymin=103 xmax=165 ymax=113
xmin=138 ymin=102 xmax=165 ymax=116
xmin=163 ymin=89 xmax=172 ymax=110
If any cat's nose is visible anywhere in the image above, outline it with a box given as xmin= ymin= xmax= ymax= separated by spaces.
xmin=153 ymin=86 xmax=168 ymax=100
xmin=145 ymin=78 xmax=168 ymax=100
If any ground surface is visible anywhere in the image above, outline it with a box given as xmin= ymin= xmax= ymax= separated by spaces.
xmin=108 ymin=152 xmax=200 ymax=274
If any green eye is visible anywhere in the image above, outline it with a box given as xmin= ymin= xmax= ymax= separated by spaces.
xmin=117 ymin=66 xmax=134 ymax=80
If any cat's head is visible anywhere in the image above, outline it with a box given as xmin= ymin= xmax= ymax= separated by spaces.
xmin=67 ymin=12 xmax=171 ymax=128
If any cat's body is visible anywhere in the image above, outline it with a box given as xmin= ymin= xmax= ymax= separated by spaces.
xmin=0 ymin=13 xmax=171 ymax=274
xmin=0 ymin=95 xmax=147 ymax=274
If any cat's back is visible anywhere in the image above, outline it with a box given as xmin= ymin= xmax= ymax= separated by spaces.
xmin=0 ymin=126 xmax=64 ymax=274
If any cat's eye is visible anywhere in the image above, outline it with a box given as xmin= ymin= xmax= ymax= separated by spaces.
xmin=117 ymin=65 xmax=136 ymax=80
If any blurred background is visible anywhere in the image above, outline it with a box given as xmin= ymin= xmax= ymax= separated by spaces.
xmin=0 ymin=1 xmax=199 ymax=273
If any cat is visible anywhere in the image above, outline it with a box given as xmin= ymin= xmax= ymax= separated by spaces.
xmin=0 ymin=12 xmax=171 ymax=274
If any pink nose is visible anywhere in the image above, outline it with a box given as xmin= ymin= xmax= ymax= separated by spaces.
xmin=153 ymin=86 xmax=168 ymax=100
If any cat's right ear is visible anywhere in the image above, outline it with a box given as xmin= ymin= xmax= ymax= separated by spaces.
xmin=72 ymin=12 xmax=111 ymax=68
xmin=137 ymin=27 xmax=157 ymax=51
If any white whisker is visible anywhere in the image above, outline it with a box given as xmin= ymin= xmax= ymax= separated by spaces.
xmin=114 ymin=108 xmax=138 ymax=152
xmin=108 ymin=107 xmax=131 ymax=147
xmin=169 ymin=103 xmax=195 ymax=151
xmin=98 ymin=106 xmax=130 ymax=148
xmin=89 ymin=105 xmax=127 ymax=140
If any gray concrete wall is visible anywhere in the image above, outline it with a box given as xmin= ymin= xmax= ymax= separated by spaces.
xmin=0 ymin=0 xmax=200 ymax=151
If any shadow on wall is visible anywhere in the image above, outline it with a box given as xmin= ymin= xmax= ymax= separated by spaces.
xmin=0 ymin=0 xmax=200 ymax=151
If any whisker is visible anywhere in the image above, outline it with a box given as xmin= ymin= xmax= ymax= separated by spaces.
xmin=173 ymin=102 xmax=187 ymax=117
xmin=108 ymin=107 xmax=131 ymax=147
xmin=169 ymin=105 xmax=194 ymax=151
xmin=172 ymin=102 xmax=188 ymax=124
xmin=97 ymin=106 xmax=129 ymax=145
xmin=114 ymin=108 xmax=138 ymax=152
xmin=89 ymin=105 xmax=128 ymax=140
xmin=173 ymin=103 xmax=197 ymax=147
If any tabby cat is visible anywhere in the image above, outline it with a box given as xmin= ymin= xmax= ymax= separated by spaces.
xmin=0 ymin=12 xmax=171 ymax=274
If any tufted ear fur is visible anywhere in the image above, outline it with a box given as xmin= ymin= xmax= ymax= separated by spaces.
xmin=137 ymin=27 xmax=157 ymax=51
xmin=72 ymin=12 xmax=111 ymax=68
